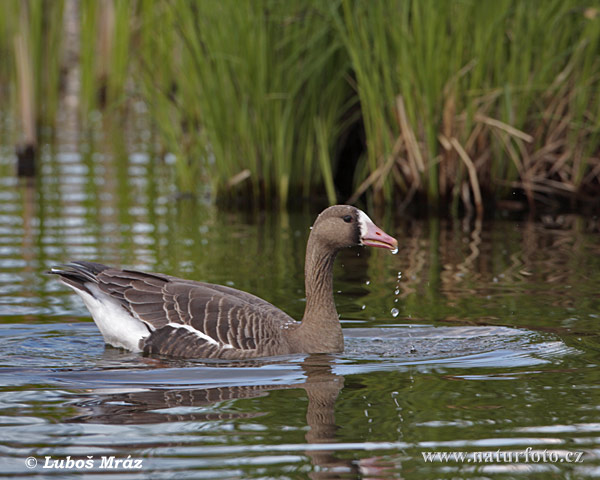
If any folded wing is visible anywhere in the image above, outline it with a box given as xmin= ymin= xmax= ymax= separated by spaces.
xmin=96 ymin=268 xmax=296 ymax=358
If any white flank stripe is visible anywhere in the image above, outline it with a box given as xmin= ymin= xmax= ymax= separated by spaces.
xmin=166 ymin=323 xmax=218 ymax=346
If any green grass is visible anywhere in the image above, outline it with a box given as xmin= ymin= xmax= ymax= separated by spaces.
xmin=138 ymin=0 xmax=352 ymax=205
xmin=331 ymin=0 xmax=600 ymax=213
xmin=1 ymin=0 xmax=599 ymax=212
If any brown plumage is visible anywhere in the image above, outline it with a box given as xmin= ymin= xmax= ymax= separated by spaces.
xmin=48 ymin=205 xmax=398 ymax=359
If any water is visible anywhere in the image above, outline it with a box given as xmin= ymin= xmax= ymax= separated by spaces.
xmin=2 ymin=140 xmax=600 ymax=478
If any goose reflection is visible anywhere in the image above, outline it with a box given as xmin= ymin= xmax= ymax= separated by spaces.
xmin=68 ymin=354 xmax=358 ymax=478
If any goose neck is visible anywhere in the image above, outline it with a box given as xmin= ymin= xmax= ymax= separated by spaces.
xmin=301 ymin=236 xmax=339 ymax=327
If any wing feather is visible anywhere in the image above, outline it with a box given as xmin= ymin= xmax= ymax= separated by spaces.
xmin=93 ymin=268 xmax=296 ymax=358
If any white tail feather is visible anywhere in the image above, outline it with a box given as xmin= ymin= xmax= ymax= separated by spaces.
xmin=64 ymin=283 xmax=150 ymax=352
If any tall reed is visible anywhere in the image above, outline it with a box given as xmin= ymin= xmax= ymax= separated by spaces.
xmin=331 ymin=0 xmax=600 ymax=213
xmin=3 ymin=1 xmax=65 ymax=145
xmin=1 ymin=0 xmax=598 ymax=212
xmin=80 ymin=0 xmax=132 ymax=116
xmin=138 ymin=0 xmax=352 ymax=205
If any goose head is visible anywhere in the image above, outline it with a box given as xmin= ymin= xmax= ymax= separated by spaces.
xmin=310 ymin=205 xmax=398 ymax=252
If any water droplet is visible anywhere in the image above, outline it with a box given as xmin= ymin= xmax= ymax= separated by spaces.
xmin=361 ymin=305 xmax=366 ymax=310
xmin=397 ymin=272 xmax=402 ymax=279
xmin=390 ymin=247 xmax=398 ymax=255
xmin=394 ymin=298 xmax=399 ymax=303
xmin=391 ymin=308 xmax=399 ymax=318
xmin=365 ymin=280 xmax=370 ymax=285
xmin=394 ymin=287 xmax=400 ymax=295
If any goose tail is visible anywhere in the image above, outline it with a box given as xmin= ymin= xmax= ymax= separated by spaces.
xmin=47 ymin=261 xmax=150 ymax=352
xmin=46 ymin=261 xmax=110 ymax=293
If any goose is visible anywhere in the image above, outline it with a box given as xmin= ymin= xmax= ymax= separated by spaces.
xmin=48 ymin=205 xmax=398 ymax=359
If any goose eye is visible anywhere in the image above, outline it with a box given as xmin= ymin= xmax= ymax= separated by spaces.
xmin=343 ymin=215 xmax=352 ymax=223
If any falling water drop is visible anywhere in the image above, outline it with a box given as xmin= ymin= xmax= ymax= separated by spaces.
xmin=397 ymin=272 xmax=402 ymax=279
xmin=365 ymin=280 xmax=370 ymax=285
xmin=391 ymin=307 xmax=399 ymax=318
xmin=390 ymin=247 xmax=398 ymax=255
xmin=394 ymin=287 xmax=400 ymax=295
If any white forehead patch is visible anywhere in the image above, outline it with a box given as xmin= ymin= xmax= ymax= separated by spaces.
xmin=357 ymin=209 xmax=374 ymax=243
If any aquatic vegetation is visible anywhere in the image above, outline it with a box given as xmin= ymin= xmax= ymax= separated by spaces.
xmin=1 ymin=0 xmax=599 ymax=212
xmin=137 ymin=0 xmax=352 ymax=205
xmin=331 ymin=0 xmax=600 ymax=213
xmin=1 ymin=0 xmax=64 ymax=172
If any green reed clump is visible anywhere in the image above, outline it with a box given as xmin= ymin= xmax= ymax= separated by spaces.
xmin=331 ymin=0 xmax=600 ymax=213
xmin=138 ymin=0 xmax=352 ymax=205
xmin=1 ymin=0 xmax=598 ymax=212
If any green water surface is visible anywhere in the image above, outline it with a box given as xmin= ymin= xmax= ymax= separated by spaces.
xmin=1 ymin=137 xmax=599 ymax=479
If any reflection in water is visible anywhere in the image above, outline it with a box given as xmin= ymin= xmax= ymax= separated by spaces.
xmin=20 ymin=179 xmax=36 ymax=322
xmin=388 ymin=215 xmax=600 ymax=336
xmin=1 ymin=142 xmax=600 ymax=337
xmin=2 ymin=132 xmax=600 ymax=478
xmin=0 ymin=320 xmax=591 ymax=478
xmin=70 ymin=384 xmax=271 ymax=424
xmin=69 ymin=355 xmax=353 ymax=479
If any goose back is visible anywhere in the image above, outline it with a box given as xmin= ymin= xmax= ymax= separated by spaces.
xmin=54 ymin=262 xmax=299 ymax=358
